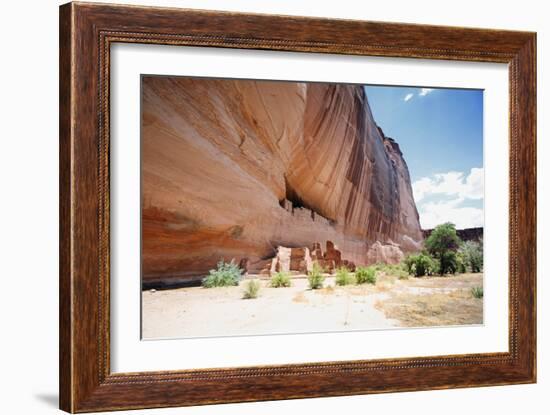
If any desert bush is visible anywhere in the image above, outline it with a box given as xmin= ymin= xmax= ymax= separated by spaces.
xmin=242 ymin=280 xmax=261 ymax=299
xmin=397 ymin=270 xmax=409 ymax=280
xmin=456 ymin=251 xmax=467 ymax=273
xmin=308 ymin=262 xmax=325 ymax=289
xmin=471 ymin=286 xmax=484 ymax=299
xmin=390 ymin=266 xmax=410 ymax=279
xmin=335 ymin=267 xmax=354 ymax=286
xmin=440 ymin=251 xmax=459 ymax=274
xmin=460 ymin=240 xmax=484 ymax=273
xmin=202 ymin=259 xmax=243 ymax=288
xmin=270 ymin=271 xmax=292 ymax=288
xmin=355 ymin=266 xmax=376 ymax=285
xmin=405 ymin=253 xmax=437 ymax=277
xmin=378 ymin=263 xmax=409 ymax=279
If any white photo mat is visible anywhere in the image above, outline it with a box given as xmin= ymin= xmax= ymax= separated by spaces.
xmin=110 ymin=43 xmax=509 ymax=373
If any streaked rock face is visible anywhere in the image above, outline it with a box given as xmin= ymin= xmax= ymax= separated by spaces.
xmin=141 ymin=77 xmax=423 ymax=285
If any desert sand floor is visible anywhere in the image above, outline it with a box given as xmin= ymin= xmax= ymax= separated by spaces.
xmin=142 ymin=273 xmax=483 ymax=339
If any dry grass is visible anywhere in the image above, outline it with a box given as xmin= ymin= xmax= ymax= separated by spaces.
xmin=375 ymin=288 xmax=483 ymax=327
xmin=252 ymin=272 xmax=482 ymax=328
xmin=345 ymin=273 xmax=396 ymax=295
xmin=292 ymin=291 xmax=308 ymax=303
xmin=317 ymin=285 xmax=336 ymax=295
xmin=402 ymin=273 xmax=482 ymax=289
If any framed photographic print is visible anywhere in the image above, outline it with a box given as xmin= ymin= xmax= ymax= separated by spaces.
xmin=59 ymin=2 xmax=536 ymax=412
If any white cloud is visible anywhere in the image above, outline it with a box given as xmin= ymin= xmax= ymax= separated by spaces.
xmin=417 ymin=197 xmax=483 ymax=229
xmin=412 ymin=168 xmax=484 ymax=229
xmin=412 ymin=168 xmax=484 ymax=202
xmin=404 ymin=88 xmax=434 ymax=103
xmin=463 ymin=167 xmax=484 ymax=198
xmin=419 ymin=88 xmax=434 ymax=96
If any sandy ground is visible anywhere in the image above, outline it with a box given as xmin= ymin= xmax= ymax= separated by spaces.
xmin=142 ymin=273 xmax=483 ymax=339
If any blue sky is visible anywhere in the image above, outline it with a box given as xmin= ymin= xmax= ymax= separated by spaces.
xmin=364 ymin=85 xmax=484 ymax=229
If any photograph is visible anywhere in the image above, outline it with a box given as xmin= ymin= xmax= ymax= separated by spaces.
xmin=140 ymin=76 xmax=485 ymax=339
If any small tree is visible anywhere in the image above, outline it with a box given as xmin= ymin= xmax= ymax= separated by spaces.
xmin=425 ymin=223 xmax=462 ymax=275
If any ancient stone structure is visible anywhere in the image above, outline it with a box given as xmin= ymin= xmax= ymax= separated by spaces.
xmin=238 ymin=258 xmax=249 ymax=274
xmin=141 ymin=77 xmax=423 ymax=286
xmin=265 ymin=241 xmax=355 ymax=276
xmin=268 ymin=246 xmax=311 ymax=275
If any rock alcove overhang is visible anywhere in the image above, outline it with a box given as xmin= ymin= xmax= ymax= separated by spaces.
xmin=141 ymin=77 xmax=423 ymax=284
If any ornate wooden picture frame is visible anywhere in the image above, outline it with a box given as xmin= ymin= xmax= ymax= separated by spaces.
xmin=59 ymin=2 xmax=536 ymax=412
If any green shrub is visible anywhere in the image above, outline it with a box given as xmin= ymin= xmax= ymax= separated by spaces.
xmin=373 ymin=263 xmax=391 ymax=274
xmin=308 ymin=262 xmax=325 ymax=289
xmin=440 ymin=251 xmax=459 ymax=274
xmin=405 ymin=253 xmax=437 ymax=277
xmin=471 ymin=286 xmax=483 ymax=299
xmin=393 ymin=263 xmax=407 ymax=273
xmin=397 ymin=271 xmax=409 ymax=280
xmin=270 ymin=271 xmax=292 ymax=288
xmin=456 ymin=251 xmax=467 ymax=273
xmin=202 ymin=259 xmax=243 ymax=288
xmin=355 ymin=266 xmax=376 ymax=285
xmin=242 ymin=279 xmax=261 ymax=299
xmin=372 ymin=262 xmax=409 ymax=279
xmin=460 ymin=240 xmax=484 ymax=273
xmin=335 ymin=267 xmax=354 ymax=286
xmin=387 ymin=263 xmax=408 ymax=277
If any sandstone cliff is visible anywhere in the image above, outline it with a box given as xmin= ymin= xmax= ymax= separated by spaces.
xmin=142 ymin=76 xmax=423 ymax=286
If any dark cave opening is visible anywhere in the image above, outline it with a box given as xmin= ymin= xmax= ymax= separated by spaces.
xmin=279 ymin=176 xmax=315 ymax=212
xmin=279 ymin=176 xmax=336 ymax=225
xmin=285 ymin=178 xmax=309 ymax=210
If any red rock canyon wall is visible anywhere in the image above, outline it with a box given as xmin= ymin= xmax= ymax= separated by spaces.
xmin=141 ymin=77 xmax=423 ymax=285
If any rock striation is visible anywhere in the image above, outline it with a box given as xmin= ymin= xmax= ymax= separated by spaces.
xmin=142 ymin=77 xmax=423 ymax=286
